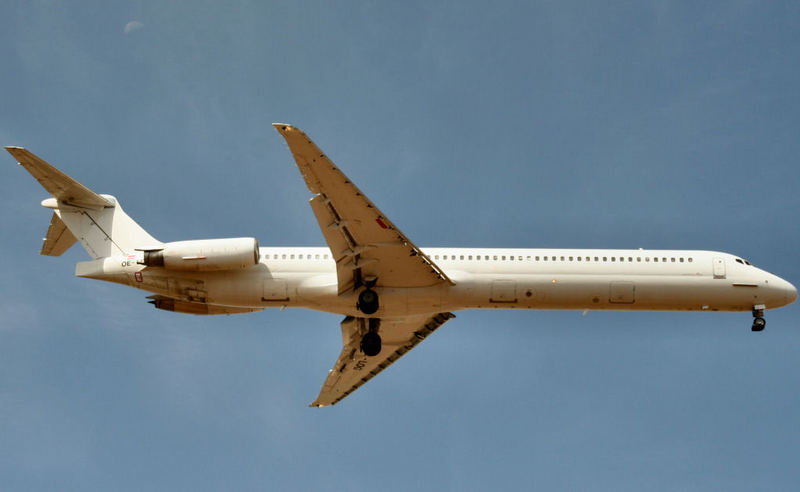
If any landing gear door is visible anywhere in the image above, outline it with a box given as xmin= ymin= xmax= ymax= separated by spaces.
xmin=712 ymin=257 xmax=726 ymax=279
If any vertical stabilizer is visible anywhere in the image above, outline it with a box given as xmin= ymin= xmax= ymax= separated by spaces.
xmin=6 ymin=147 xmax=161 ymax=259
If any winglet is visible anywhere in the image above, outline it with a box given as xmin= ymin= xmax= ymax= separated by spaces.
xmin=5 ymin=146 xmax=113 ymax=210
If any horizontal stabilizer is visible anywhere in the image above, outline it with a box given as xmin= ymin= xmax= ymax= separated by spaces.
xmin=5 ymin=147 xmax=113 ymax=210
xmin=41 ymin=212 xmax=77 ymax=256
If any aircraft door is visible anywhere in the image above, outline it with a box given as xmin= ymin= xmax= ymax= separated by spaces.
xmin=490 ymin=280 xmax=517 ymax=303
xmin=609 ymin=281 xmax=635 ymax=304
xmin=263 ymin=278 xmax=288 ymax=301
xmin=712 ymin=257 xmax=726 ymax=279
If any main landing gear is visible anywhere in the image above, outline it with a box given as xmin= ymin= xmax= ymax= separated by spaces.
xmin=360 ymin=318 xmax=382 ymax=356
xmin=357 ymin=288 xmax=379 ymax=315
xmin=357 ymin=286 xmax=381 ymax=355
xmin=752 ymin=305 xmax=766 ymax=332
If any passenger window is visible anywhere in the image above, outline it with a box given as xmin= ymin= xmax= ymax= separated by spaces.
xmin=603 ymin=257 xmax=607 ymax=261
xmin=560 ymin=256 xmax=565 ymax=261
xmin=662 ymin=257 xmax=667 ymax=262
xmin=282 ymin=254 xmax=287 ymax=259
xmin=611 ymin=257 xmax=616 ymax=262
xmin=577 ymin=257 xmax=582 ymax=261
xmin=645 ymin=257 xmax=650 ymax=262
xmin=594 ymin=257 xmax=599 ymax=261
xmin=493 ymin=256 xmax=498 ymax=260
xmin=679 ymin=258 xmax=684 ymax=262
xmin=654 ymin=258 xmax=658 ymax=262
xmin=637 ymin=257 xmax=641 ymax=262
xmin=502 ymin=256 xmax=506 ymax=261
xmin=628 ymin=257 xmax=633 ymax=262
xmin=688 ymin=258 xmax=693 ymax=263
xmin=569 ymin=256 xmax=573 ymax=261
xmin=291 ymin=254 xmax=295 ymax=259
xmin=468 ymin=255 xmax=473 ymax=260
xmin=460 ymin=255 xmax=465 ymax=260
xmin=671 ymin=258 xmax=675 ymax=262
xmin=316 ymin=254 xmax=320 ymax=259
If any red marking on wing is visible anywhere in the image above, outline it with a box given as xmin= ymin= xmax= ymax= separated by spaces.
xmin=375 ymin=218 xmax=388 ymax=229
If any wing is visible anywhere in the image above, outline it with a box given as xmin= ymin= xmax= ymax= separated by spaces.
xmin=273 ymin=124 xmax=452 ymax=294
xmin=5 ymin=147 xmax=113 ymax=210
xmin=311 ymin=312 xmax=455 ymax=407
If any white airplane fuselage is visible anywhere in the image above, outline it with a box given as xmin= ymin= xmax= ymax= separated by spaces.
xmin=79 ymin=246 xmax=797 ymax=318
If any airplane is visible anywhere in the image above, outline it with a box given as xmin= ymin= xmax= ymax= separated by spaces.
xmin=6 ymin=123 xmax=797 ymax=407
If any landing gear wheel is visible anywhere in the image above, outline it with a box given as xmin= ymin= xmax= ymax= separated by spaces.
xmin=751 ymin=305 xmax=766 ymax=332
xmin=357 ymin=289 xmax=379 ymax=315
xmin=360 ymin=331 xmax=382 ymax=356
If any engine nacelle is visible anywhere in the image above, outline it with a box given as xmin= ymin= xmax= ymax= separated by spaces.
xmin=139 ymin=237 xmax=259 ymax=271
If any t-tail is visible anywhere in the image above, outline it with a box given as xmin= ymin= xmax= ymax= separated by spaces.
xmin=5 ymin=147 xmax=161 ymax=259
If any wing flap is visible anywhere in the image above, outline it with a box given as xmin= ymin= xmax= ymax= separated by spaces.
xmin=5 ymin=147 xmax=113 ymax=210
xmin=311 ymin=312 xmax=455 ymax=407
xmin=40 ymin=212 xmax=78 ymax=256
xmin=273 ymin=124 xmax=452 ymax=293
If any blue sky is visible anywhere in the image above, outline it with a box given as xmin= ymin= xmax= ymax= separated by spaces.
xmin=2 ymin=1 xmax=800 ymax=490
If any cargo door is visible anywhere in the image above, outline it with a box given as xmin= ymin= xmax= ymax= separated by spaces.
xmin=263 ymin=278 xmax=288 ymax=301
xmin=490 ymin=280 xmax=517 ymax=303
xmin=609 ymin=281 xmax=635 ymax=304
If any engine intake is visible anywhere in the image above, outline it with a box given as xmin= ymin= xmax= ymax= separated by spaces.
xmin=139 ymin=237 xmax=259 ymax=271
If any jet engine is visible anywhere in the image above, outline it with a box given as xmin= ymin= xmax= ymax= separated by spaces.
xmin=139 ymin=237 xmax=259 ymax=271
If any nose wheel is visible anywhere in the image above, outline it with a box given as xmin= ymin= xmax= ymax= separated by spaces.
xmin=752 ymin=305 xmax=766 ymax=332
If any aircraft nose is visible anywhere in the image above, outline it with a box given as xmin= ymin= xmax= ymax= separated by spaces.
xmin=786 ymin=281 xmax=798 ymax=305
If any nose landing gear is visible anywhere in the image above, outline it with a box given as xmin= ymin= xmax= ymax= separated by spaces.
xmin=752 ymin=304 xmax=766 ymax=332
